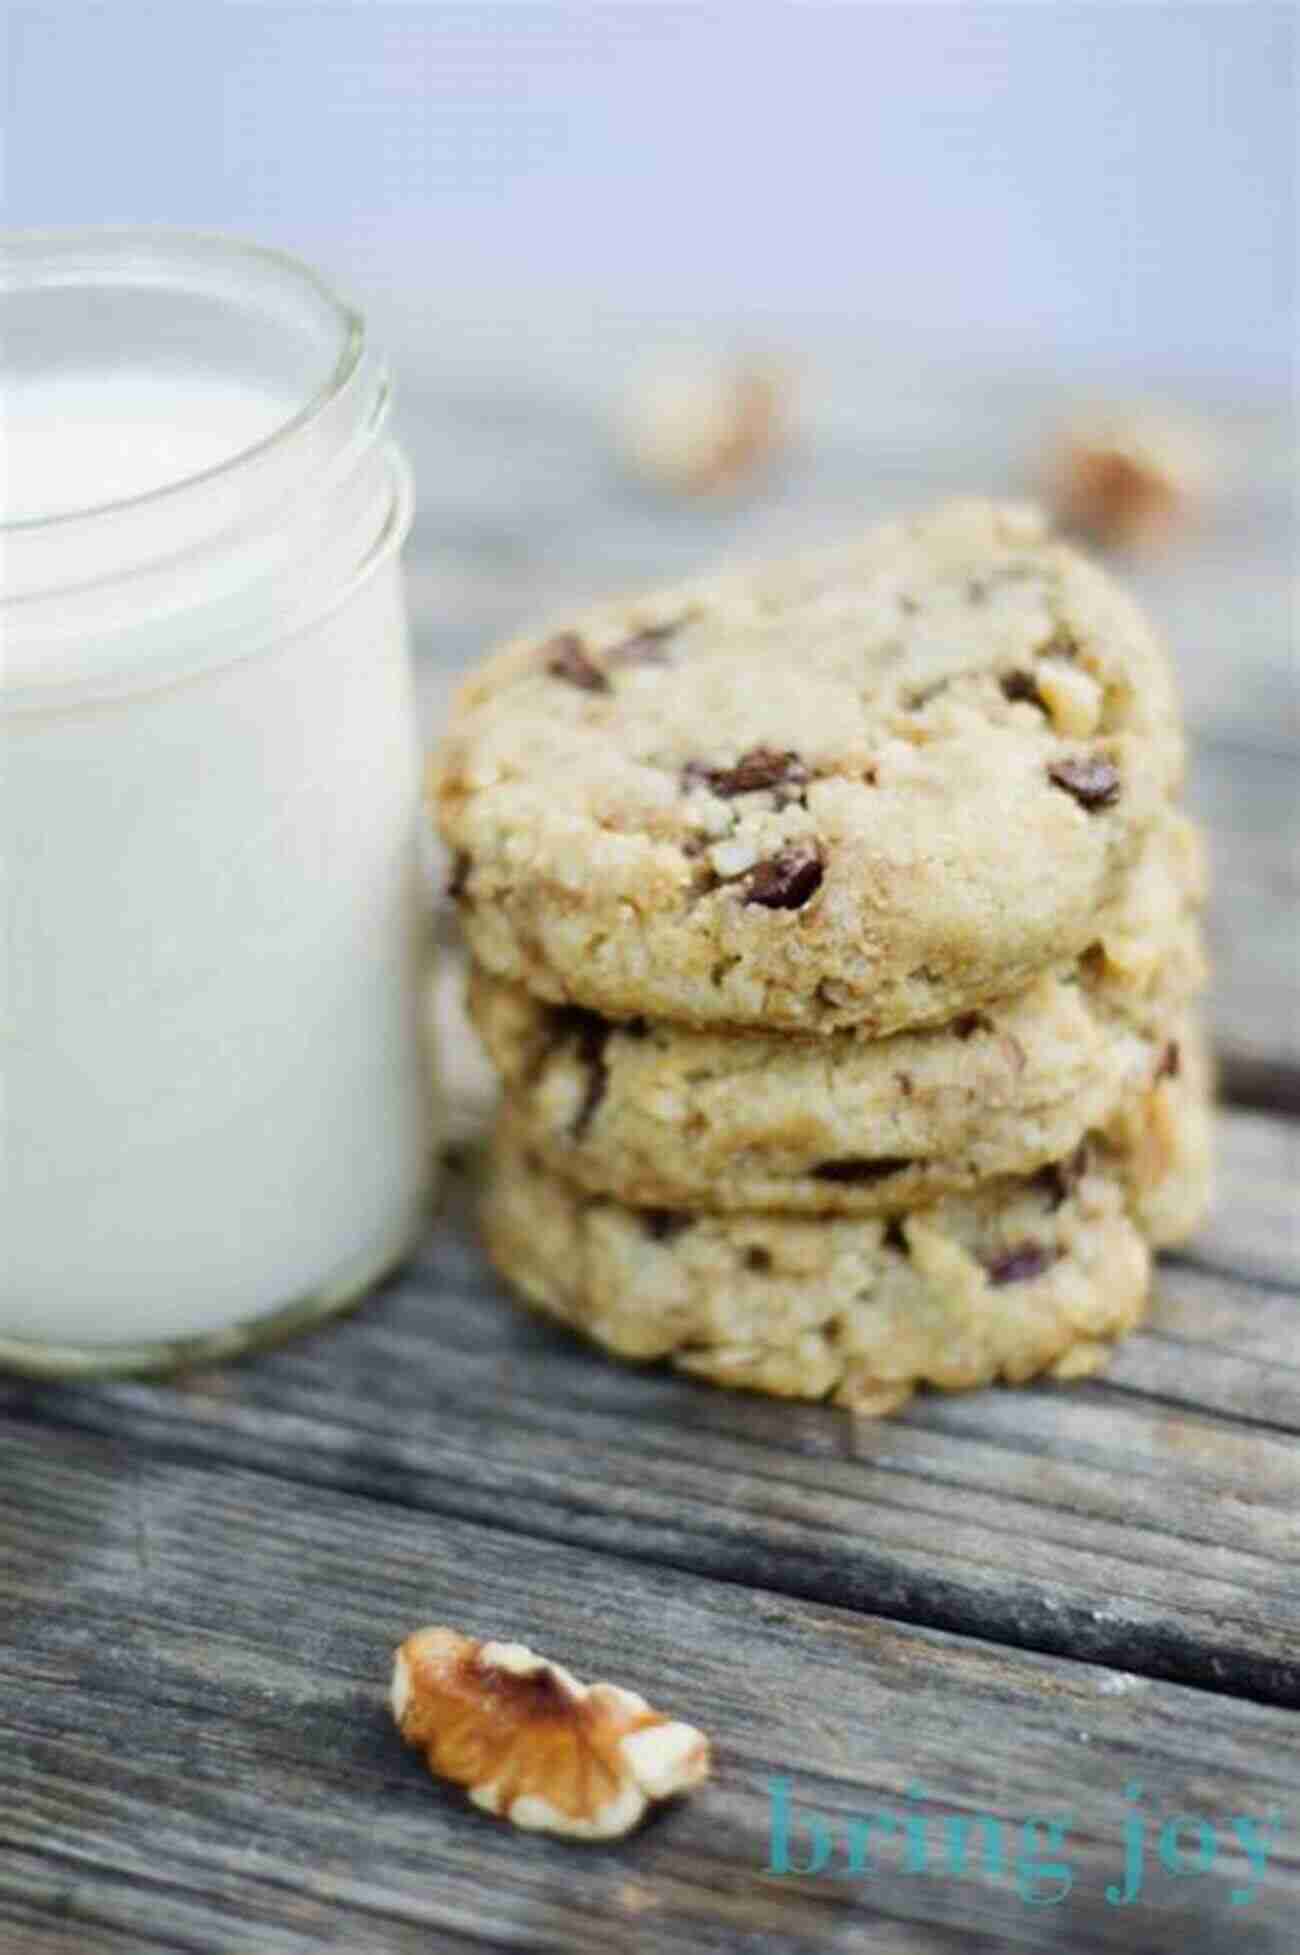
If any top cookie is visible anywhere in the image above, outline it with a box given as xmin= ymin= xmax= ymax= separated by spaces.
xmin=434 ymin=501 xmax=1182 ymax=1034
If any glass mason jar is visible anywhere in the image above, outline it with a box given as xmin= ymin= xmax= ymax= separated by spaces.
xmin=1 ymin=231 xmax=438 ymax=1376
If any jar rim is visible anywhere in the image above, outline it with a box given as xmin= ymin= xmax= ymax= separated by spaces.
xmin=0 ymin=227 xmax=367 ymax=536
xmin=1 ymin=228 xmax=404 ymax=702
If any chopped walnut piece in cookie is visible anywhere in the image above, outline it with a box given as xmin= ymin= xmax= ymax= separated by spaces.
xmin=390 ymin=1627 xmax=711 ymax=1839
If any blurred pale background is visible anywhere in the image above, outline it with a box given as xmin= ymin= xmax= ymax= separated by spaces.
xmin=5 ymin=2 xmax=1295 ymax=386
xmin=4 ymin=4 xmax=1295 ymax=748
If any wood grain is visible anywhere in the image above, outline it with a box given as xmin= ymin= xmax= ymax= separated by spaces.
xmin=1189 ymin=740 xmax=1300 ymax=1100
xmin=3 ymin=1424 xmax=1296 ymax=1955
xmin=5 ymin=1109 xmax=1296 ymax=1714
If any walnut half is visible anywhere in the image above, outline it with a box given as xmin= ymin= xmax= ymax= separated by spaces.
xmin=390 ymin=1626 xmax=711 ymax=1840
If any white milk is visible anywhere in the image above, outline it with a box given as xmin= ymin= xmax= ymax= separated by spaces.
xmin=1 ymin=236 xmax=436 ymax=1365
xmin=0 ymin=369 xmax=289 ymax=521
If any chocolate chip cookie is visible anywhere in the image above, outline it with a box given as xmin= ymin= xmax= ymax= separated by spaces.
xmin=470 ymin=970 xmax=1204 ymax=1218
xmin=435 ymin=501 xmax=1182 ymax=1035
xmin=482 ymin=1023 xmax=1209 ymax=1416
xmin=482 ymin=1107 xmax=1190 ymax=1418
xmin=466 ymin=814 xmax=1206 ymax=1215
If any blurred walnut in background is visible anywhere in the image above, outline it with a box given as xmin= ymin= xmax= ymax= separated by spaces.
xmin=617 ymin=353 xmax=795 ymax=497
xmin=1044 ymin=406 xmax=1215 ymax=551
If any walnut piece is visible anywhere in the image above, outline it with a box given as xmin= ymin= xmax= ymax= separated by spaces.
xmin=619 ymin=355 xmax=792 ymax=496
xmin=1045 ymin=407 xmax=1213 ymax=550
xmin=390 ymin=1626 xmax=711 ymax=1839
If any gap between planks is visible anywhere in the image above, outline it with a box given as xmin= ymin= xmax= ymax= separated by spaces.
xmin=2 ymin=1109 xmax=1296 ymax=1715
xmin=3 ymin=1422 xmax=1298 ymax=1955
xmin=3 ymin=1350 xmax=1296 ymax=1715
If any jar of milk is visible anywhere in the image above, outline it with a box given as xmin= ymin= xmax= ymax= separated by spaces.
xmin=1 ymin=232 xmax=438 ymax=1374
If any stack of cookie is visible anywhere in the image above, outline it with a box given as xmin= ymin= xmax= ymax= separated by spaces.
xmin=433 ymin=501 xmax=1210 ymax=1415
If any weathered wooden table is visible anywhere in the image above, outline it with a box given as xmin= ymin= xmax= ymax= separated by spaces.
xmin=3 ymin=338 xmax=1296 ymax=1953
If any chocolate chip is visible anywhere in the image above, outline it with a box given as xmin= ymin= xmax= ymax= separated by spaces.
xmin=551 ymin=1006 xmax=611 ymax=1135
xmin=605 ymin=622 xmax=680 ymax=666
xmin=882 ymin=1218 xmax=908 ymax=1253
xmin=1157 ymin=1040 xmax=1181 ymax=1080
xmin=543 ymin=632 xmax=608 ymax=692
xmin=1034 ymin=1163 xmax=1068 ymax=1209
xmin=743 ymin=1245 xmax=772 ymax=1272
xmin=548 ymin=1003 xmax=597 ymax=1042
xmin=985 ymin=1242 xmax=1053 ymax=1286
xmin=643 ymin=1208 xmax=691 ymax=1241
xmin=446 ymin=851 xmax=471 ymax=900
xmin=1034 ymin=1142 xmax=1089 ymax=1210
xmin=812 ymin=1157 xmax=914 ymax=1184
xmin=1048 ymin=755 xmax=1121 ymax=810
xmin=1039 ymin=625 xmax=1080 ymax=661
xmin=953 ymin=1012 xmax=990 ymax=1040
xmin=683 ymin=747 xmax=810 ymax=798
xmin=744 ymin=845 xmax=824 ymax=910
xmin=1000 ymin=670 xmax=1043 ymax=706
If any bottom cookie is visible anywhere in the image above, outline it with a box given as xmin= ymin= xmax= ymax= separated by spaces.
xmin=483 ymin=1128 xmax=1139 ymax=1417
xmin=481 ymin=1037 xmax=1210 ymax=1416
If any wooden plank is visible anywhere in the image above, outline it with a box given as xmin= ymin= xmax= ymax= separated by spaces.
xmin=4 ymin=1109 xmax=1296 ymax=1709
xmin=1161 ymin=1105 xmax=1299 ymax=1292
xmin=2 ymin=1425 xmax=1297 ymax=1955
xmin=1188 ymin=739 xmax=1300 ymax=1101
